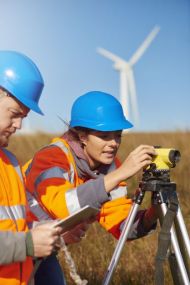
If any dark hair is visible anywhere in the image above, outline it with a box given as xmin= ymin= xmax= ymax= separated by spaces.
xmin=61 ymin=126 xmax=93 ymax=143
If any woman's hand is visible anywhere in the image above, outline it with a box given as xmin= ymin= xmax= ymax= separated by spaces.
xmin=62 ymin=222 xmax=89 ymax=245
xmin=104 ymin=145 xmax=156 ymax=193
xmin=118 ymin=145 xmax=156 ymax=180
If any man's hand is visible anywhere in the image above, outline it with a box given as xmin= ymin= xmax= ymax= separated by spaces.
xmin=30 ymin=222 xmax=62 ymax=257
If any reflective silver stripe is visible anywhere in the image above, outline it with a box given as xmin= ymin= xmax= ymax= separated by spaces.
xmin=26 ymin=191 xmax=51 ymax=221
xmin=65 ymin=188 xmax=81 ymax=214
xmin=25 ymin=162 xmax=32 ymax=177
xmin=34 ymin=141 xmax=75 ymax=189
xmin=69 ymin=163 xmax=75 ymax=184
xmin=51 ymin=141 xmax=69 ymax=154
xmin=2 ymin=148 xmax=24 ymax=184
xmin=0 ymin=205 xmax=26 ymax=220
xmin=35 ymin=141 xmax=79 ymax=214
xmin=107 ymin=161 xmax=128 ymax=200
xmin=35 ymin=167 xmax=69 ymax=189
xmin=110 ymin=186 xmax=128 ymax=200
xmin=51 ymin=141 xmax=75 ymax=184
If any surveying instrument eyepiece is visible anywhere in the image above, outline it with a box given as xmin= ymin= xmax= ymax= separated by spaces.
xmin=103 ymin=146 xmax=190 ymax=285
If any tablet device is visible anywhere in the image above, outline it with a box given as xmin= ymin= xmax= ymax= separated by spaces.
xmin=53 ymin=205 xmax=99 ymax=232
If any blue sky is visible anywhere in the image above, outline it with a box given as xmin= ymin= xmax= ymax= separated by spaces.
xmin=1 ymin=0 xmax=190 ymax=133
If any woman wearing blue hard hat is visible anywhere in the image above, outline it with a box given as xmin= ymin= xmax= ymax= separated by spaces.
xmin=24 ymin=90 xmax=158 ymax=284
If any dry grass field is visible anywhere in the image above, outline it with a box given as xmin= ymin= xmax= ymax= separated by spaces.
xmin=8 ymin=131 xmax=190 ymax=285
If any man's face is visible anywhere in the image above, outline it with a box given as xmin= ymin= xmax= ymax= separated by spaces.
xmin=0 ymin=94 xmax=29 ymax=147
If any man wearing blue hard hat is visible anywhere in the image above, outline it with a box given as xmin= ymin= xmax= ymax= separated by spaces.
xmin=0 ymin=50 xmax=66 ymax=285
xmin=24 ymin=90 xmax=159 ymax=284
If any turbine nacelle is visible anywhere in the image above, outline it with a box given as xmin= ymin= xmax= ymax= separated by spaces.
xmin=113 ymin=62 xmax=131 ymax=72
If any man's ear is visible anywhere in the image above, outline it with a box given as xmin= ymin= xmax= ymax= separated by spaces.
xmin=78 ymin=132 xmax=87 ymax=146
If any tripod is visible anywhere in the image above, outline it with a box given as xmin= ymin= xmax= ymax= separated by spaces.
xmin=102 ymin=168 xmax=190 ymax=285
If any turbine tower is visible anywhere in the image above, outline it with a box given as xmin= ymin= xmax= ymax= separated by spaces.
xmin=97 ymin=26 xmax=160 ymax=126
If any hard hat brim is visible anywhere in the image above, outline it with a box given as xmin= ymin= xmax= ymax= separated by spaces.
xmin=70 ymin=119 xmax=133 ymax=131
xmin=16 ymin=94 xmax=44 ymax=115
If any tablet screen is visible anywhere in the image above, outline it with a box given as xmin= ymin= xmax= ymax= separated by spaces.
xmin=53 ymin=205 xmax=99 ymax=232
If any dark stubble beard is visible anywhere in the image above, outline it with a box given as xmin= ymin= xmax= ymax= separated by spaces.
xmin=0 ymin=135 xmax=9 ymax=147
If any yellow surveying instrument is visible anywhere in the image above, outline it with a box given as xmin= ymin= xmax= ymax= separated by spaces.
xmin=103 ymin=147 xmax=190 ymax=285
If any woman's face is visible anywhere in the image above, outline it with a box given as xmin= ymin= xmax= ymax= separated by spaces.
xmin=80 ymin=130 xmax=122 ymax=169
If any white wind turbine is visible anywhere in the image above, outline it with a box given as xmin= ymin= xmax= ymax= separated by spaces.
xmin=97 ymin=26 xmax=160 ymax=126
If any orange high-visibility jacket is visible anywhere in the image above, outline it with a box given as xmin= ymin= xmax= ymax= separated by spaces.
xmin=0 ymin=148 xmax=33 ymax=285
xmin=24 ymin=137 xmax=133 ymax=239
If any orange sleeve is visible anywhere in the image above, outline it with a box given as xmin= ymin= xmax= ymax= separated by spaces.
xmin=98 ymin=156 xmax=131 ymax=239
xmin=99 ymin=196 xmax=133 ymax=239
xmin=24 ymin=146 xmax=73 ymax=219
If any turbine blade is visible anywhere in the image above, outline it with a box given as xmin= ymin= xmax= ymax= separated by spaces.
xmin=129 ymin=26 xmax=160 ymax=66
xmin=127 ymin=69 xmax=139 ymax=126
xmin=97 ymin=47 xmax=127 ymax=64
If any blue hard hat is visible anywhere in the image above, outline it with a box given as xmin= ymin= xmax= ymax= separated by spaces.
xmin=70 ymin=91 xmax=133 ymax=131
xmin=0 ymin=50 xmax=44 ymax=114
